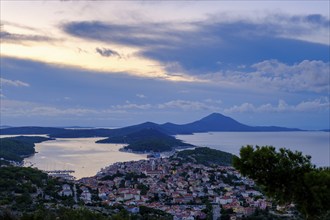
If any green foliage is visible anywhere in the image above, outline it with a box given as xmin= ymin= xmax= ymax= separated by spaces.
xmin=0 ymin=209 xmax=18 ymax=220
xmin=0 ymin=167 xmax=47 ymax=192
xmin=302 ymin=168 xmax=330 ymax=219
xmin=97 ymin=128 xmax=192 ymax=152
xmin=233 ymin=145 xmax=330 ymax=220
xmin=173 ymin=147 xmax=233 ymax=166
xmin=124 ymin=172 xmax=146 ymax=181
xmin=125 ymin=139 xmax=179 ymax=152
xmin=139 ymin=206 xmax=173 ymax=220
xmin=0 ymin=136 xmax=52 ymax=162
xmin=20 ymin=207 xmax=112 ymax=220
xmin=137 ymin=183 xmax=149 ymax=195
xmin=241 ymin=209 xmax=285 ymax=220
xmin=100 ymin=172 xmax=124 ymax=181
xmin=0 ymin=166 xmax=63 ymax=214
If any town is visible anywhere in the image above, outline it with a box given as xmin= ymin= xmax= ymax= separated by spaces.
xmin=1 ymin=147 xmax=297 ymax=220
xmin=73 ymin=155 xmax=273 ymax=219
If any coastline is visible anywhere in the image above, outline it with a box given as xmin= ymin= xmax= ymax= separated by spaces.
xmin=23 ymin=137 xmax=148 ymax=179
xmin=118 ymin=145 xmax=198 ymax=157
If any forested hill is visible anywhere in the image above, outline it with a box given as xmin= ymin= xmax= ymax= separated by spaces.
xmin=97 ymin=128 xmax=193 ymax=152
xmin=0 ymin=136 xmax=53 ymax=163
xmin=171 ymin=147 xmax=234 ymax=166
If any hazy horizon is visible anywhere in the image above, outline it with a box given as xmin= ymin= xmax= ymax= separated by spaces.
xmin=1 ymin=112 xmax=329 ymax=130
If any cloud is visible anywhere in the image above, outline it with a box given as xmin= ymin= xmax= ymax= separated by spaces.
xmin=1 ymin=99 xmax=95 ymax=117
xmin=109 ymin=99 xmax=221 ymax=112
xmin=62 ymin=13 xmax=329 ymax=75
xmin=203 ymin=60 xmax=329 ymax=93
xmin=62 ymin=13 xmax=329 ymax=47
xmin=252 ymin=59 xmax=329 ymax=92
xmin=136 ymin=94 xmax=146 ymax=98
xmin=2 ymin=98 xmax=219 ymax=117
xmin=1 ymin=21 xmax=56 ymax=44
xmin=1 ymin=99 xmax=125 ymax=117
xmin=0 ymin=77 xmax=30 ymax=87
xmin=243 ymin=13 xmax=330 ymax=44
xmin=112 ymin=103 xmax=152 ymax=110
xmin=0 ymin=31 xmax=54 ymax=43
xmin=224 ymin=97 xmax=330 ymax=113
xmin=204 ymin=98 xmax=222 ymax=104
xmin=95 ymin=47 xmax=121 ymax=58
xmin=292 ymin=14 xmax=329 ymax=27
xmin=158 ymin=100 xmax=220 ymax=111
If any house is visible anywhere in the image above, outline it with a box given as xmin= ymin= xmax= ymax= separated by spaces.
xmin=145 ymin=170 xmax=163 ymax=176
xmin=218 ymin=196 xmax=233 ymax=205
xmin=126 ymin=206 xmax=140 ymax=214
xmin=244 ymin=207 xmax=255 ymax=216
xmin=58 ymin=184 xmax=73 ymax=197
xmin=80 ymin=187 xmax=92 ymax=204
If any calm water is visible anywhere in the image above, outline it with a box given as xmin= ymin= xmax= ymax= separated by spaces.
xmin=176 ymin=132 xmax=330 ymax=167
xmin=23 ymin=138 xmax=147 ymax=179
xmin=3 ymin=132 xmax=329 ymax=179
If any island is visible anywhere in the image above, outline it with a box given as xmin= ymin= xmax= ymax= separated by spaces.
xmin=1 ymin=113 xmax=303 ymax=139
xmin=96 ymin=128 xmax=193 ymax=152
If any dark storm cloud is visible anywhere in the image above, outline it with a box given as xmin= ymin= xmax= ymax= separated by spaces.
xmin=63 ymin=21 xmax=179 ymax=47
xmin=61 ymin=14 xmax=329 ymax=74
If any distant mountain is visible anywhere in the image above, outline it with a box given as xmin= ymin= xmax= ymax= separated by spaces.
xmin=110 ymin=122 xmax=164 ymax=136
xmin=0 ymin=113 xmax=302 ymax=138
xmin=161 ymin=113 xmax=250 ymax=134
xmin=0 ymin=125 xmax=12 ymax=129
xmin=0 ymin=126 xmax=66 ymax=135
xmin=0 ymin=122 xmax=164 ymax=138
xmin=97 ymin=128 xmax=193 ymax=152
xmin=52 ymin=122 xmax=163 ymax=138
xmin=160 ymin=113 xmax=301 ymax=134
xmin=60 ymin=126 xmax=94 ymax=129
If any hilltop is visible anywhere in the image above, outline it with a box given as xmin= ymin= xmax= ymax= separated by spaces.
xmin=161 ymin=113 xmax=301 ymax=134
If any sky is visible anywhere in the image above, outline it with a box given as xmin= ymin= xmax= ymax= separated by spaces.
xmin=0 ymin=0 xmax=329 ymax=129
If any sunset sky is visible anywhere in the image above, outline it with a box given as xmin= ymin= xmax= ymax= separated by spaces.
xmin=1 ymin=1 xmax=329 ymax=129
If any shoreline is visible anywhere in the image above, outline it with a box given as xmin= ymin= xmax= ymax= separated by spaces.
xmin=23 ymin=137 xmax=148 ymax=179
xmin=118 ymin=145 xmax=198 ymax=157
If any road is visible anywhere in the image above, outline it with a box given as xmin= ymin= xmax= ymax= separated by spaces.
xmin=73 ymin=184 xmax=78 ymax=203
xmin=212 ymin=204 xmax=221 ymax=220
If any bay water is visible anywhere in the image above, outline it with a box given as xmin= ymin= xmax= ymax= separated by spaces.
xmin=176 ymin=131 xmax=329 ymax=167
xmin=3 ymin=131 xmax=328 ymax=179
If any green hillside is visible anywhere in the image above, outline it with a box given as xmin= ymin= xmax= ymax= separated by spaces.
xmin=172 ymin=147 xmax=234 ymax=166
xmin=97 ymin=128 xmax=193 ymax=152
xmin=0 ymin=136 xmax=53 ymax=162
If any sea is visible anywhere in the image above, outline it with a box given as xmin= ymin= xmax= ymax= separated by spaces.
xmin=21 ymin=137 xmax=147 ymax=179
xmin=176 ymin=131 xmax=330 ymax=168
xmin=2 ymin=131 xmax=329 ymax=179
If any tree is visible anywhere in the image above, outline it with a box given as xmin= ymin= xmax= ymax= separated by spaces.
xmin=233 ymin=145 xmax=330 ymax=220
